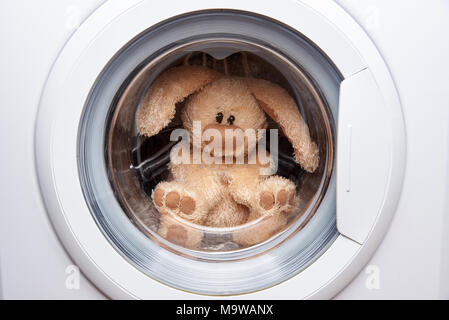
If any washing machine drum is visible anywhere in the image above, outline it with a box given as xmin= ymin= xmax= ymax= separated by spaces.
xmin=37 ymin=2 xmax=405 ymax=299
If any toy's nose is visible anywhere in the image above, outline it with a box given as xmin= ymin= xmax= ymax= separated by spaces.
xmin=203 ymin=123 xmax=240 ymax=134
xmin=202 ymin=123 xmax=244 ymax=149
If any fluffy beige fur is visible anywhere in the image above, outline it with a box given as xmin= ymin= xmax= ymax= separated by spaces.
xmin=138 ymin=65 xmax=319 ymax=248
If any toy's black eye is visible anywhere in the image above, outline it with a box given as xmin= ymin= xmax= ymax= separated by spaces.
xmin=227 ymin=115 xmax=235 ymax=125
xmin=216 ymin=112 xmax=224 ymax=124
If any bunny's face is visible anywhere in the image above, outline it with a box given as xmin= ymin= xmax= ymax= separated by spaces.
xmin=182 ymin=77 xmax=267 ymax=158
xmin=138 ymin=65 xmax=319 ymax=172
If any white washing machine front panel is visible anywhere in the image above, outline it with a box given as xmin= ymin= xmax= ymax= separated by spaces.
xmin=34 ymin=0 xmax=403 ymax=299
xmin=0 ymin=0 xmax=106 ymax=299
xmin=1 ymin=0 xmax=448 ymax=299
xmin=335 ymin=0 xmax=449 ymax=299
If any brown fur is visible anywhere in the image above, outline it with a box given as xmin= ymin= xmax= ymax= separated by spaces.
xmin=138 ymin=65 xmax=319 ymax=248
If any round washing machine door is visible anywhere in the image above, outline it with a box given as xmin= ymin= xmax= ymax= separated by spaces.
xmin=35 ymin=0 xmax=405 ymax=299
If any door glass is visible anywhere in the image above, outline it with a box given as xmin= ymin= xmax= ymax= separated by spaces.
xmin=107 ymin=46 xmax=333 ymax=252
xmin=78 ymin=11 xmax=340 ymax=295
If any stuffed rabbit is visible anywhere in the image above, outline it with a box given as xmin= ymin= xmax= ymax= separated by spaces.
xmin=138 ymin=63 xmax=319 ymax=248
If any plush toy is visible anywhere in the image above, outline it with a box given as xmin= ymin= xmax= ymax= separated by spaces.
xmin=138 ymin=61 xmax=319 ymax=249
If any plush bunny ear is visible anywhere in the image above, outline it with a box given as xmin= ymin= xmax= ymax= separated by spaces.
xmin=246 ymin=78 xmax=319 ymax=173
xmin=138 ymin=65 xmax=221 ymax=137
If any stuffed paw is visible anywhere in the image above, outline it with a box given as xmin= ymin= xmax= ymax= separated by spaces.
xmin=257 ymin=176 xmax=296 ymax=216
xmin=152 ymin=181 xmax=206 ymax=224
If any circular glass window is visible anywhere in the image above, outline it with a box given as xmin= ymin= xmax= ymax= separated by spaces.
xmin=78 ymin=11 xmax=341 ymax=295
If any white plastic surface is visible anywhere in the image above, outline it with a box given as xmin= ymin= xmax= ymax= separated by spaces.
xmin=0 ymin=0 xmax=106 ymax=299
xmin=335 ymin=0 xmax=449 ymax=299
xmin=3 ymin=0 xmax=449 ymax=300
xmin=337 ymin=68 xmax=392 ymax=244
xmin=33 ymin=0 xmax=404 ymax=299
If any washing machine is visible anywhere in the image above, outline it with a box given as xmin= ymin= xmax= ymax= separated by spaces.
xmin=1 ymin=0 xmax=448 ymax=300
